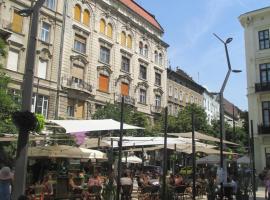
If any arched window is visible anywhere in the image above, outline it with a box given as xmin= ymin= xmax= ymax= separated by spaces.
xmin=74 ymin=4 xmax=81 ymax=22
xmin=139 ymin=42 xmax=143 ymax=55
xmin=144 ymin=44 xmax=148 ymax=57
xmin=83 ymin=9 xmax=90 ymax=26
xmin=159 ymin=53 xmax=163 ymax=65
xmin=154 ymin=51 xmax=158 ymax=64
xmin=100 ymin=19 xmax=106 ymax=34
xmin=121 ymin=31 xmax=126 ymax=46
xmin=127 ymin=34 xmax=132 ymax=49
xmin=107 ymin=23 xmax=113 ymax=38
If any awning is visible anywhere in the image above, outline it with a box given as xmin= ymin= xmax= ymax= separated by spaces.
xmin=122 ymin=155 xmax=142 ymax=164
xmin=49 ymin=119 xmax=144 ymax=133
xmin=168 ymin=132 xmax=239 ymax=145
xmin=80 ymin=138 xmax=110 ymax=148
xmin=28 ymin=145 xmax=107 ymax=159
xmin=196 ymin=154 xmax=220 ymax=164
xmin=237 ymin=155 xmax=250 ymax=164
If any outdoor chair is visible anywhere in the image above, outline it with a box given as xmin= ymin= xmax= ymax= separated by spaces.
xmin=87 ymin=185 xmax=102 ymax=200
xmin=173 ymin=185 xmax=189 ymax=200
xmin=121 ymin=184 xmax=133 ymax=200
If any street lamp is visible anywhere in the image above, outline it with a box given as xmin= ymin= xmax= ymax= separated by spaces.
xmin=213 ymin=33 xmax=242 ymax=200
xmin=12 ymin=0 xmax=45 ymax=199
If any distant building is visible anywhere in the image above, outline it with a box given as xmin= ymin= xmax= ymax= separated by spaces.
xmin=203 ymin=90 xmax=220 ymax=125
xmin=239 ymin=6 xmax=270 ymax=171
xmin=167 ymin=67 xmax=204 ymax=116
xmin=223 ymin=98 xmax=243 ymax=127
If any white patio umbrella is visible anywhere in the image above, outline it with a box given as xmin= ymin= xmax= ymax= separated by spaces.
xmin=79 ymin=147 xmax=107 ymax=160
xmin=121 ymin=155 xmax=142 ymax=164
xmin=237 ymin=155 xmax=250 ymax=164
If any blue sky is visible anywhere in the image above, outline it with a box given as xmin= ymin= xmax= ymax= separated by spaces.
xmin=135 ymin=0 xmax=270 ymax=111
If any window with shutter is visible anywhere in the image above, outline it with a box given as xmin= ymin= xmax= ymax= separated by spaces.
xmin=127 ymin=35 xmax=132 ymax=49
xmin=121 ymin=31 xmax=126 ymax=46
xmin=12 ymin=11 xmax=23 ymax=33
xmin=7 ymin=49 xmax=19 ymax=71
xmin=121 ymin=82 xmax=129 ymax=96
xmin=100 ymin=19 xmax=106 ymax=34
xmin=99 ymin=74 xmax=109 ymax=92
xmin=75 ymin=101 xmax=84 ymax=119
xmin=107 ymin=23 xmax=113 ymax=38
xmin=74 ymin=4 xmax=81 ymax=22
xmin=83 ymin=10 xmax=90 ymax=26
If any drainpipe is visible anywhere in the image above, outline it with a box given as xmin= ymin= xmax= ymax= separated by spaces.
xmin=54 ymin=0 xmax=67 ymax=119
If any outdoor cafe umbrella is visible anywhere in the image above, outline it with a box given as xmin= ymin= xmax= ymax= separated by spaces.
xmin=28 ymin=145 xmax=106 ymax=159
xmin=237 ymin=155 xmax=250 ymax=164
xmin=121 ymin=155 xmax=142 ymax=164
xmin=196 ymin=154 xmax=220 ymax=164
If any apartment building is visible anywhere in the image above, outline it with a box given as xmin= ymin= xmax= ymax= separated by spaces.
xmin=167 ymin=67 xmax=204 ymax=116
xmin=0 ymin=0 xmax=64 ymax=119
xmin=239 ymin=6 xmax=270 ymax=171
xmin=203 ymin=90 xmax=220 ymax=125
xmin=0 ymin=0 xmax=168 ymax=120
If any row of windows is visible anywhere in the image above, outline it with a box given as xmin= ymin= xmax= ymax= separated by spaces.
xmin=168 ymin=86 xmax=200 ymax=104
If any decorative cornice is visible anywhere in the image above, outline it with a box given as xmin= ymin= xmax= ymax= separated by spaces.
xmin=97 ymin=65 xmax=113 ymax=74
xmin=70 ymin=55 xmax=89 ymax=65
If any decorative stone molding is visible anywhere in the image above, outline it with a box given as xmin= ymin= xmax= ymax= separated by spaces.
xmin=115 ymin=74 xmax=132 ymax=86
xmin=37 ymin=48 xmax=52 ymax=61
xmin=135 ymin=81 xmax=149 ymax=91
xmin=97 ymin=65 xmax=112 ymax=75
xmin=154 ymin=87 xmax=163 ymax=95
xmin=70 ymin=55 xmax=89 ymax=65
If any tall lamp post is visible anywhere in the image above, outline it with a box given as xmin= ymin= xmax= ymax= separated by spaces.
xmin=213 ymin=33 xmax=242 ymax=200
xmin=11 ymin=1 xmax=45 ymax=199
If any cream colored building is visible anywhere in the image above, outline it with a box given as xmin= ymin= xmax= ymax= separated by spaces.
xmin=0 ymin=0 xmax=65 ymax=119
xmin=239 ymin=7 xmax=270 ymax=172
xmin=167 ymin=68 xmax=204 ymax=116
xmin=58 ymin=0 xmax=168 ymax=119
xmin=0 ymin=0 xmax=168 ymax=120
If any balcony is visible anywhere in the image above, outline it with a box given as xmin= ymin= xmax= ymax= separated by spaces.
xmin=115 ymin=93 xmax=135 ymax=106
xmin=255 ymin=82 xmax=270 ymax=92
xmin=61 ymin=77 xmax=92 ymax=94
xmin=0 ymin=19 xmax=12 ymax=39
xmin=151 ymin=105 xmax=163 ymax=114
xmin=258 ymin=124 xmax=270 ymax=135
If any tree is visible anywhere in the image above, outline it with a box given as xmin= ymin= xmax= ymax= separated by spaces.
xmin=177 ymin=103 xmax=209 ymax=133
xmin=0 ymin=37 xmax=20 ymax=133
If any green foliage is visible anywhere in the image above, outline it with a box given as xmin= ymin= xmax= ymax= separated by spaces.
xmin=0 ymin=37 xmax=19 ymax=134
xmin=35 ymin=114 xmax=45 ymax=133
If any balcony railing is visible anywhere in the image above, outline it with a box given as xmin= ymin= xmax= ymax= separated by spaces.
xmin=115 ymin=93 xmax=135 ymax=106
xmin=255 ymin=82 xmax=270 ymax=92
xmin=62 ymin=77 xmax=92 ymax=93
xmin=151 ymin=105 xmax=163 ymax=113
xmin=257 ymin=124 xmax=270 ymax=135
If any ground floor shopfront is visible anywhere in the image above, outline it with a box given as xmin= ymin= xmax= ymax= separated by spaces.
xmin=254 ymin=135 xmax=270 ymax=173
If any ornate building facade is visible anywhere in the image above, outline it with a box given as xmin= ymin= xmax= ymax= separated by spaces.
xmin=0 ymin=0 xmax=168 ymax=119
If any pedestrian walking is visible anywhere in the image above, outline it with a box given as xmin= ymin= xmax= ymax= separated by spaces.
xmin=0 ymin=166 xmax=14 ymax=200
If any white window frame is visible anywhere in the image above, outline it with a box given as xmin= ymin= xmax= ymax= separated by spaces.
xmin=100 ymin=46 xmax=110 ymax=64
xmin=31 ymin=94 xmax=49 ymax=118
xmin=44 ymin=0 xmax=56 ymax=10
xmin=41 ymin=22 xmax=51 ymax=43
xmin=7 ymin=49 xmax=19 ymax=71
xmin=139 ymin=89 xmax=146 ymax=104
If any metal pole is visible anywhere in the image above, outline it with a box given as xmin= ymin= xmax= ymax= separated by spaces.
xmin=219 ymin=92 xmax=225 ymax=200
xmin=162 ymin=107 xmax=168 ymax=200
xmin=142 ymin=146 xmax=145 ymax=167
xmin=12 ymin=1 xmax=45 ymax=199
xmin=116 ymin=97 xmax=124 ymax=200
xmin=250 ymin=120 xmax=256 ymax=200
xmin=192 ymin=112 xmax=196 ymax=200
xmin=111 ymin=138 xmax=114 ymax=173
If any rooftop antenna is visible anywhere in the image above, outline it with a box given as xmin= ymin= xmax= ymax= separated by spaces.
xmin=197 ymin=72 xmax=200 ymax=83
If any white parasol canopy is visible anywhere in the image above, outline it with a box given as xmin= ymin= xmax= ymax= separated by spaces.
xmin=168 ymin=132 xmax=239 ymax=146
xmin=237 ymin=155 xmax=250 ymax=164
xmin=28 ymin=145 xmax=107 ymax=159
xmin=49 ymin=119 xmax=144 ymax=133
xmin=196 ymin=154 xmax=220 ymax=164
xmin=122 ymin=155 xmax=142 ymax=164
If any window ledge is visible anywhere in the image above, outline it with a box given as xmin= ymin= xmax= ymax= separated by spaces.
xmin=154 ymin=84 xmax=162 ymax=88
xmin=72 ymin=49 xmax=87 ymax=57
xmin=39 ymin=39 xmax=52 ymax=46
xmin=97 ymin=89 xmax=110 ymax=94
xmin=120 ymin=69 xmax=131 ymax=75
xmin=98 ymin=60 xmax=110 ymax=66
xmin=138 ymin=102 xmax=148 ymax=106
xmin=138 ymin=77 xmax=147 ymax=82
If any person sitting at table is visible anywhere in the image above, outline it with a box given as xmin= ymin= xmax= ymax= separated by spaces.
xmin=174 ymin=174 xmax=184 ymax=186
xmin=69 ymin=173 xmax=83 ymax=193
xmin=88 ymin=171 xmax=102 ymax=187
xmin=42 ymin=175 xmax=53 ymax=198
xmin=168 ymin=174 xmax=175 ymax=186
xmin=141 ymin=174 xmax=150 ymax=187
xmin=120 ymin=172 xmax=133 ymax=186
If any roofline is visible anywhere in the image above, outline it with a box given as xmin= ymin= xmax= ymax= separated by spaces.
xmin=239 ymin=6 xmax=270 ymax=26
xmin=119 ymin=0 xmax=164 ymax=33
